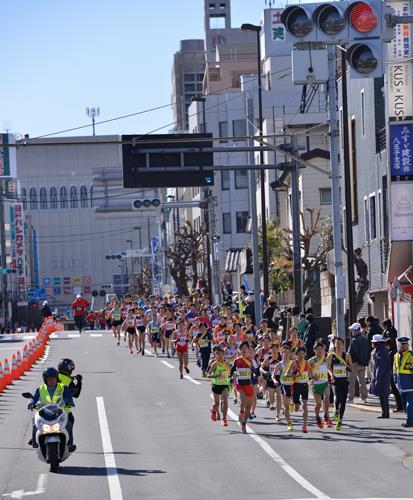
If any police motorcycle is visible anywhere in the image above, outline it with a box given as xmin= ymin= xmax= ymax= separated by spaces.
xmin=22 ymin=392 xmax=73 ymax=473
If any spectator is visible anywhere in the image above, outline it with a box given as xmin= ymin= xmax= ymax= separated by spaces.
xmin=365 ymin=315 xmax=383 ymax=345
xmin=296 ymin=313 xmax=307 ymax=340
xmin=41 ymin=301 xmax=52 ymax=319
xmin=369 ymin=334 xmax=391 ymax=418
xmin=348 ymin=322 xmax=371 ymax=403
xmin=383 ymin=318 xmax=404 ymax=412
xmin=303 ymin=314 xmax=319 ymax=358
xmin=357 ymin=316 xmax=367 ymax=334
xmin=263 ymin=298 xmax=277 ymax=330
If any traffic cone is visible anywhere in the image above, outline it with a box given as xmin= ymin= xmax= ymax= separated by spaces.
xmin=28 ymin=342 xmax=34 ymax=366
xmin=16 ymin=351 xmax=23 ymax=377
xmin=22 ymin=346 xmax=29 ymax=372
xmin=0 ymin=361 xmax=5 ymax=392
xmin=11 ymin=354 xmax=19 ymax=381
xmin=3 ymin=358 xmax=11 ymax=386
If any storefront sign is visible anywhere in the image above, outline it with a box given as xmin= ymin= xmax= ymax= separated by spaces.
xmin=390 ymin=182 xmax=413 ymax=241
xmin=388 ymin=63 xmax=413 ymax=120
xmin=390 ymin=123 xmax=413 ymax=179
xmin=14 ymin=204 xmax=25 ymax=298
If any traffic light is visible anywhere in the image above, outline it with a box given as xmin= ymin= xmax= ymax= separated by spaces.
xmin=131 ymin=198 xmax=161 ymax=210
xmin=281 ymin=0 xmax=394 ymax=78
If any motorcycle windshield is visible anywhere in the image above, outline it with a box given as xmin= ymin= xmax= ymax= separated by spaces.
xmin=39 ymin=405 xmax=63 ymax=421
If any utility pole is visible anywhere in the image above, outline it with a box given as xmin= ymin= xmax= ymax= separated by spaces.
xmin=0 ymin=190 xmax=7 ymax=328
xmin=247 ymin=97 xmax=262 ymax=323
xmin=327 ymin=45 xmax=346 ymax=339
xmin=290 ymin=135 xmax=303 ymax=314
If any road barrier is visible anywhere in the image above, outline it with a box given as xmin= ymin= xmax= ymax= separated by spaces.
xmin=0 ymin=317 xmax=61 ymax=394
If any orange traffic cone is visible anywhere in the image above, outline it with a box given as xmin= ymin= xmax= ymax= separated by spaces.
xmin=16 ymin=351 xmax=23 ymax=377
xmin=3 ymin=358 xmax=11 ymax=386
xmin=11 ymin=354 xmax=19 ymax=381
xmin=0 ymin=361 xmax=5 ymax=392
xmin=22 ymin=346 xmax=29 ymax=371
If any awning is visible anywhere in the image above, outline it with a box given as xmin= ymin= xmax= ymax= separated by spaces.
xmin=387 ymin=241 xmax=413 ymax=283
xmin=225 ymin=248 xmax=243 ymax=273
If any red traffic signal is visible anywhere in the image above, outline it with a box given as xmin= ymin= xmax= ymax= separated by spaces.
xmin=349 ymin=2 xmax=378 ymax=33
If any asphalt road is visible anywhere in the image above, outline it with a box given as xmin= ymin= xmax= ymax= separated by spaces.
xmin=1 ymin=329 xmax=413 ymax=500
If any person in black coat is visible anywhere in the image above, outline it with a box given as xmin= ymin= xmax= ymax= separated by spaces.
xmin=369 ymin=334 xmax=391 ymax=418
xmin=383 ymin=319 xmax=404 ymax=412
xmin=365 ymin=316 xmax=383 ymax=345
xmin=303 ymin=314 xmax=319 ymax=358
xmin=41 ymin=301 xmax=52 ymax=319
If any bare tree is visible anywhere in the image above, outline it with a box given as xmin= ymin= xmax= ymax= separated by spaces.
xmin=165 ymin=222 xmax=207 ymax=295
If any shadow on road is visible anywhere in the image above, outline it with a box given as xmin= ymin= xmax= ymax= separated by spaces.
xmin=60 ymin=466 xmax=166 ymax=476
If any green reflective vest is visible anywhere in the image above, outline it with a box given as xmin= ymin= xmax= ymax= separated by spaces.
xmin=39 ymin=383 xmax=70 ymax=413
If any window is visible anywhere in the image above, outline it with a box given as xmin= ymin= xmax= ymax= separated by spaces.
xmin=39 ymin=187 xmax=47 ymax=210
xmin=209 ymin=3 xmax=216 ymax=8
xmin=21 ymin=188 xmax=27 ymax=210
xmin=369 ymin=194 xmax=377 ymax=239
xmin=361 ymin=90 xmax=365 ymax=136
xmin=219 ymin=121 xmax=228 ymax=143
xmin=220 ymin=2 xmax=226 ymax=8
xmin=223 ymin=213 xmax=232 ymax=234
xmin=70 ymin=186 xmax=78 ymax=209
xmin=185 ymin=84 xmax=196 ymax=93
xmin=209 ymin=15 xmax=225 ymax=29
xmin=235 ymin=170 xmax=248 ymax=189
xmin=184 ymin=74 xmax=195 ymax=82
xmin=320 ymin=188 xmax=332 ymax=205
xmin=364 ymin=197 xmax=369 ymax=240
xmin=60 ymin=187 xmax=68 ymax=209
xmin=50 ymin=187 xmax=58 ymax=209
xmin=29 ymin=188 xmax=37 ymax=210
xmin=80 ymin=186 xmax=88 ymax=208
xmin=232 ymin=119 xmax=246 ymax=139
xmin=236 ymin=211 xmax=249 ymax=233
xmin=196 ymin=73 xmax=204 ymax=81
xmin=221 ymin=170 xmax=230 ymax=190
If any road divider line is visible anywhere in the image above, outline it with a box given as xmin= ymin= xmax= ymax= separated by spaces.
xmin=90 ymin=333 xmax=103 ymax=337
xmin=226 ymin=407 xmax=329 ymax=500
xmin=160 ymin=360 xmax=174 ymax=368
xmin=184 ymin=375 xmax=201 ymax=385
xmin=23 ymin=335 xmax=36 ymax=340
xmin=68 ymin=333 xmax=80 ymax=338
xmin=144 ymin=349 xmax=154 ymax=356
xmin=96 ymin=397 xmax=123 ymax=500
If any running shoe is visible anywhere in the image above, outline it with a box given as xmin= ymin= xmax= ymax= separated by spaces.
xmin=180 ymin=374 xmax=183 ymax=379
xmin=117 ymin=342 xmax=120 ymax=346
xmin=302 ymin=425 xmax=308 ymax=434
xmin=241 ymin=423 xmax=247 ymax=434
xmin=335 ymin=421 xmax=342 ymax=431
xmin=287 ymin=423 xmax=294 ymax=431
xmin=154 ymin=353 xmax=158 ymax=358
xmin=248 ymin=414 xmax=254 ymax=420
xmin=361 ymin=399 xmax=367 ymax=404
xmin=185 ymin=367 xmax=190 ymax=374
xmin=216 ymin=414 xmax=221 ymax=421
xmin=202 ymin=371 xmax=207 ymax=378
xmin=167 ymin=353 xmax=171 ymax=358
xmin=275 ymin=415 xmax=281 ymax=423
xmin=316 ymin=417 xmax=324 ymax=429
xmin=333 ymin=411 xmax=339 ymax=422
xmin=266 ymin=400 xmax=270 ymax=407
xmin=239 ymin=411 xmax=245 ymax=423
xmin=142 ymin=350 xmax=145 ymax=356
xmin=325 ymin=417 xmax=333 ymax=428
xmin=289 ymin=403 xmax=295 ymax=413
xmin=196 ymin=360 xmax=201 ymax=367
xmin=250 ymin=412 xmax=256 ymax=419
xmin=270 ymin=406 xmax=275 ymax=411
xmin=221 ymin=419 xmax=228 ymax=427
xmin=210 ymin=409 xmax=217 ymax=422
xmin=130 ymin=350 xmax=133 ymax=355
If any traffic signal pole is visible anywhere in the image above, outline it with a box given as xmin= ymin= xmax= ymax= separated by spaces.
xmin=327 ymin=45 xmax=346 ymax=340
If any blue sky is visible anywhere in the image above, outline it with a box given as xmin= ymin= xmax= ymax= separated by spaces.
xmin=1 ymin=0 xmax=269 ymax=139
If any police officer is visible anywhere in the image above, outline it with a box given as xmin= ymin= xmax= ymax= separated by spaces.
xmin=28 ymin=367 xmax=75 ymax=451
xmin=393 ymin=337 xmax=413 ymax=428
xmin=58 ymin=359 xmax=82 ymax=450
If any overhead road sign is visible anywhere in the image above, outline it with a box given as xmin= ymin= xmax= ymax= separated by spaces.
xmin=122 ymin=133 xmax=214 ymax=188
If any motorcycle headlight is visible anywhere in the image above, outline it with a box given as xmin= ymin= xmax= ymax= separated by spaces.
xmin=52 ymin=423 xmax=60 ymax=432
xmin=42 ymin=424 xmax=52 ymax=433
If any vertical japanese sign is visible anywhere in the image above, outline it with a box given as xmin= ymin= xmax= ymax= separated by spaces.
xmin=14 ymin=203 xmax=25 ymax=299
xmin=151 ymin=236 xmax=161 ymax=294
xmin=32 ymin=228 xmax=39 ymax=287
xmin=0 ymin=134 xmax=10 ymax=177
xmin=390 ymin=123 xmax=413 ymax=180
xmin=271 ymin=9 xmax=285 ymax=42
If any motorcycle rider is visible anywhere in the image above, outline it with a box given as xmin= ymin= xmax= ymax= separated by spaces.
xmin=28 ymin=367 xmax=75 ymax=452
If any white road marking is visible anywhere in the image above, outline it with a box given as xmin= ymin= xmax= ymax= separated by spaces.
xmin=279 ymin=498 xmax=411 ymax=500
xmin=160 ymin=360 xmax=174 ymax=369
xmin=96 ymin=397 xmax=123 ymax=500
xmin=226 ymin=407 xmax=329 ymax=500
xmin=68 ymin=333 xmax=80 ymax=338
xmin=144 ymin=349 xmax=154 ymax=356
xmin=23 ymin=335 xmax=36 ymax=340
xmin=2 ymin=473 xmax=47 ymax=498
xmin=90 ymin=333 xmax=103 ymax=337
xmin=37 ymin=345 xmax=50 ymax=365
xmin=184 ymin=375 xmax=201 ymax=385
xmin=49 ymin=334 xmax=58 ymax=339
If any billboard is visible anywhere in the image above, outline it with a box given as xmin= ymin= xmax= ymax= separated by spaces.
xmin=390 ymin=123 xmax=413 ymax=180
xmin=122 ymin=134 xmax=214 ymax=188
xmin=390 ymin=182 xmax=413 ymax=241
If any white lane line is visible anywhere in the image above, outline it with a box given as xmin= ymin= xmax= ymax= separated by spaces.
xmin=23 ymin=335 xmax=36 ymax=340
xmin=2 ymin=472 xmax=47 ymax=498
xmin=96 ymin=397 xmax=123 ymax=500
xmin=184 ymin=375 xmax=201 ymax=385
xmin=144 ymin=349 xmax=154 ymax=356
xmin=160 ymin=360 xmax=174 ymax=369
xmin=49 ymin=334 xmax=58 ymax=339
xmin=90 ymin=333 xmax=103 ymax=337
xmin=38 ymin=345 xmax=51 ymax=365
xmin=226 ymin=407 xmax=329 ymax=500
xmin=68 ymin=333 xmax=80 ymax=338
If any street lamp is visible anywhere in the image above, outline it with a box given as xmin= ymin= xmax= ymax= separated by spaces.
xmin=241 ymin=22 xmax=269 ymax=299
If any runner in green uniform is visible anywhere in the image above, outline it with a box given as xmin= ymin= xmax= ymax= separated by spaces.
xmin=208 ymin=347 xmax=230 ymax=426
xmin=309 ymin=341 xmax=332 ymax=429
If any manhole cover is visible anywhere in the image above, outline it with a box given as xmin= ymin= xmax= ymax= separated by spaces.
xmin=403 ymin=456 xmax=413 ymax=471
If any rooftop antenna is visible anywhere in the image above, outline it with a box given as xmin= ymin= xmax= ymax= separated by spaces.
xmin=86 ymin=107 xmax=100 ymax=136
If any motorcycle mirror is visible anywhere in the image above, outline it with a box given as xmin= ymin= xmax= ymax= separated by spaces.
xmin=21 ymin=392 xmax=33 ymax=399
